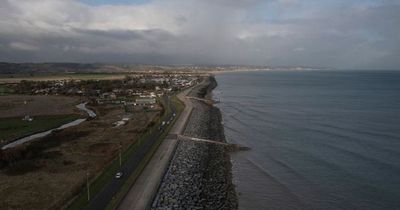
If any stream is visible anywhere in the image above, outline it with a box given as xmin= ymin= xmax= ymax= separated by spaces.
xmin=1 ymin=102 xmax=96 ymax=150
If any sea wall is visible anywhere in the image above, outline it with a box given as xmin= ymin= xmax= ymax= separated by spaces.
xmin=152 ymin=77 xmax=237 ymax=210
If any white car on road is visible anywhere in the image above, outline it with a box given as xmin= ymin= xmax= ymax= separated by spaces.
xmin=115 ymin=172 xmax=123 ymax=179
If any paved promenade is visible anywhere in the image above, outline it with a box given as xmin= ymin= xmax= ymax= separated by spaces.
xmin=117 ymin=86 xmax=195 ymax=210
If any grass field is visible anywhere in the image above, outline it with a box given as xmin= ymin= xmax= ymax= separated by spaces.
xmin=0 ymin=73 xmax=128 ymax=84
xmin=0 ymin=95 xmax=80 ymax=118
xmin=0 ymin=115 xmax=80 ymax=144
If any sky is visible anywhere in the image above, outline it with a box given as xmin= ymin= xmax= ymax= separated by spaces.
xmin=0 ymin=0 xmax=399 ymax=69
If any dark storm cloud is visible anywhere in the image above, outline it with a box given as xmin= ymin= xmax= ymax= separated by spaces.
xmin=0 ymin=0 xmax=399 ymax=69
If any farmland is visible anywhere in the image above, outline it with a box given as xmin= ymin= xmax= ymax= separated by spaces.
xmin=0 ymin=73 xmax=128 ymax=84
xmin=0 ymin=101 xmax=160 ymax=210
xmin=0 ymin=72 xmax=199 ymax=210
xmin=0 ymin=95 xmax=80 ymax=118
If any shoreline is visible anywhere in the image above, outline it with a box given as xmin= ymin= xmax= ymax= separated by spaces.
xmin=152 ymin=76 xmax=238 ymax=209
xmin=116 ymin=85 xmax=197 ymax=210
xmin=209 ymin=68 xmax=323 ymax=74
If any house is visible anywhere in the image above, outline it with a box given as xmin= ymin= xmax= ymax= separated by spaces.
xmin=135 ymin=98 xmax=156 ymax=106
xmin=102 ymin=92 xmax=117 ymax=100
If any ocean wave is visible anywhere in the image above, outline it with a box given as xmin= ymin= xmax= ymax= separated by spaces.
xmin=315 ymin=122 xmax=400 ymax=145
xmin=311 ymin=138 xmax=400 ymax=175
xmin=300 ymin=125 xmax=400 ymax=159
xmin=244 ymin=157 xmax=312 ymax=210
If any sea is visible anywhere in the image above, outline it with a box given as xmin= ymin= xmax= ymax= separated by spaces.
xmin=214 ymin=70 xmax=400 ymax=210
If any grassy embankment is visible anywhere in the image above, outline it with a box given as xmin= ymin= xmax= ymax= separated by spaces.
xmin=0 ymin=115 xmax=80 ymax=144
xmin=66 ymin=95 xmax=184 ymax=210
xmin=0 ymin=85 xmax=13 ymax=95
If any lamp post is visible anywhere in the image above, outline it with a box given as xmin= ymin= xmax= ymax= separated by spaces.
xmin=119 ymin=143 xmax=122 ymax=167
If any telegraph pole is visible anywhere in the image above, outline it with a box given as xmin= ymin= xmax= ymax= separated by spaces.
xmin=86 ymin=171 xmax=90 ymax=201
xmin=168 ymin=95 xmax=170 ymax=111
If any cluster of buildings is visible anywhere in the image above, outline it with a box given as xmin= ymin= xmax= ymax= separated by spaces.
xmin=9 ymin=73 xmax=200 ymax=112
xmin=14 ymin=74 xmax=199 ymax=96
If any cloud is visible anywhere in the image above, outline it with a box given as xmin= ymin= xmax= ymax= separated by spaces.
xmin=0 ymin=0 xmax=399 ymax=69
xmin=9 ymin=42 xmax=39 ymax=51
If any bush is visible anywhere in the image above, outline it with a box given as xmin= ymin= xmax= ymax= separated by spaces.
xmin=0 ymin=145 xmax=27 ymax=166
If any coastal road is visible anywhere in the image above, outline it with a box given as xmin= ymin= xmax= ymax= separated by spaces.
xmin=116 ymin=85 xmax=196 ymax=210
xmin=84 ymin=96 xmax=177 ymax=210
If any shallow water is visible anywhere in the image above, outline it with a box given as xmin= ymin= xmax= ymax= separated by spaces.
xmin=76 ymin=102 xmax=97 ymax=118
xmin=2 ymin=102 xmax=95 ymax=149
xmin=215 ymin=70 xmax=400 ymax=210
